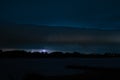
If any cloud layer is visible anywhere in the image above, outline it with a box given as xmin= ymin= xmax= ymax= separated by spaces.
xmin=0 ymin=24 xmax=120 ymax=49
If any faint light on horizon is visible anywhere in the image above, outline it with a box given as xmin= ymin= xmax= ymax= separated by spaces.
xmin=30 ymin=49 xmax=54 ymax=53
xmin=41 ymin=49 xmax=47 ymax=53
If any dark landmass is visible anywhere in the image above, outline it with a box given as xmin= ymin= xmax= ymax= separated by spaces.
xmin=66 ymin=65 xmax=120 ymax=72
xmin=22 ymin=65 xmax=120 ymax=80
xmin=0 ymin=50 xmax=120 ymax=58
xmin=1 ymin=50 xmax=120 ymax=80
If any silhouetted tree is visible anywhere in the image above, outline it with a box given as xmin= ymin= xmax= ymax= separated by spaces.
xmin=0 ymin=50 xmax=120 ymax=58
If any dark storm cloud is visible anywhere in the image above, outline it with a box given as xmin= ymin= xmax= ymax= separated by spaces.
xmin=0 ymin=0 xmax=120 ymax=49
xmin=0 ymin=0 xmax=120 ymax=29
xmin=0 ymin=23 xmax=120 ymax=49
xmin=105 ymin=16 xmax=120 ymax=22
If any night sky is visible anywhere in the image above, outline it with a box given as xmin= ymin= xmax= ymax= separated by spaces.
xmin=0 ymin=0 xmax=120 ymax=53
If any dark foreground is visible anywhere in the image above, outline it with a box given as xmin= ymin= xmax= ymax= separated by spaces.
xmin=23 ymin=65 xmax=120 ymax=80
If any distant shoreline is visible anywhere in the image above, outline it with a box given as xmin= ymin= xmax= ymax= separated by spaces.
xmin=0 ymin=50 xmax=120 ymax=58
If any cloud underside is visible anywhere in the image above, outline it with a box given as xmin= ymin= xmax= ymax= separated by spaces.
xmin=0 ymin=26 xmax=120 ymax=48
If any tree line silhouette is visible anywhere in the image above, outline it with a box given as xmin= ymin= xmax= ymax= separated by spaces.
xmin=0 ymin=50 xmax=120 ymax=58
